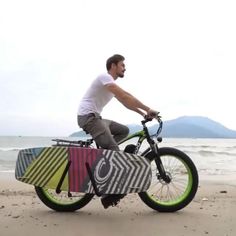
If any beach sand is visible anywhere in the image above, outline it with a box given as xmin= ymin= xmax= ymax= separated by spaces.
xmin=0 ymin=175 xmax=235 ymax=236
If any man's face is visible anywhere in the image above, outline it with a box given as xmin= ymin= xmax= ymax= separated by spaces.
xmin=115 ymin=61 xmax=126 ymax=78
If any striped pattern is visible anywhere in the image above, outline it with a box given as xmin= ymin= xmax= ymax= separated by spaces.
xmin=21 ymin=147 xmax=68 ymax=187
xmin=92 ymin=150 xmax=114 ymax=193
xmin=15 ymin=148 xmax=43 ymax=179
xmin=69 ymin=147 xmax=102 ymax=192
xmin=15 ymin=146 xmax=151 ymax=194
xmin=92 ymin=150 xmax=152 ymax=194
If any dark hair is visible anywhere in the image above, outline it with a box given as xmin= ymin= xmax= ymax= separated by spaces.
xmin=106 ymin=54 xmax=125 ymax=71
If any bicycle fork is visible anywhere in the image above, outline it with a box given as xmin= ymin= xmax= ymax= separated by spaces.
xmin=151 ymin=144 xmax=171 ymax=184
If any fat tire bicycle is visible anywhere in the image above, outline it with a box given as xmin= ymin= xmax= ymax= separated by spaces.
xmin=35 ymin=116 xmax=199 ymax=212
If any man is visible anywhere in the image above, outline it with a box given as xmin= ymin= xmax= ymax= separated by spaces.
xmin=77 ymin=54 xmax=158 ymax=208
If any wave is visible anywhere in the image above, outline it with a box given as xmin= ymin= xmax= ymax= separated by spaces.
xmin=0 ymin=147 xmax=26 ymax=152
xmin=198 ymin=150 xmax=217 ymax=156
xmin=183 ymin=149 xmax=236 ymax=157
xmin=0 ymin=169 xmax=14 ymax=173
xmin=172 ymin=145 xmax=219 ymax=149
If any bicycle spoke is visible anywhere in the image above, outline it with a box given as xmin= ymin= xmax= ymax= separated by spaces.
xmin=147 ymin=154 xmax=192 ymax=203
xmin=44 ymin=189 xmax=88 ymax=204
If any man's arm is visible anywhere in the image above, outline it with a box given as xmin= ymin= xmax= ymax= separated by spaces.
xmin=105 ymin=83 xmax=152 ymax=117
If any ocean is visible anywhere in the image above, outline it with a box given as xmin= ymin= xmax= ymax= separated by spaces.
xmin=0 ymin=136 xmax=235 ymax=183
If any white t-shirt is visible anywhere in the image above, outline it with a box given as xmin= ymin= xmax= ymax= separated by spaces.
xmin=78 ymin=73 xmax=115 ymax=115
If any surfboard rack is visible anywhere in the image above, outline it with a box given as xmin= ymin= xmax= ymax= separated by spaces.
xmin=85 ymin=162 xmax=102 ymax=197
xmin=56 ymin=161 xmax=71 ymax=194
xmin=52 ymin=139 xmax=94 ymax=147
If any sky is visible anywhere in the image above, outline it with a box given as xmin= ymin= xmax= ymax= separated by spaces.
xmin=0 ymin=0 xmax=236 ymax=136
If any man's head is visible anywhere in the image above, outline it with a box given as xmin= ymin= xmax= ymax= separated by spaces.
xmin=106 ymin=54 xmax=126 ymax=79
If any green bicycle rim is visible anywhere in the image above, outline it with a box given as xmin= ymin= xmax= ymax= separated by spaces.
xmin=41 ymin=188 xmax=82 ymax=206
xmin=147 ymin=160 xmax=193 ymax=206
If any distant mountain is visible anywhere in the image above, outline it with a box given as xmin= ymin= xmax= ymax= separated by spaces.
xmin=70 ymin=124 xmax=144 ymax=137
xmin=70 ymin=130 xmax=88 ymax=137
xmin=150 ymin=116 xmax=236 ymax=138
xmin=70 ymin=116 xmax=236 ymax=138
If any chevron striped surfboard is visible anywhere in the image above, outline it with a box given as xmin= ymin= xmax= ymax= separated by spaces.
xmin=15 ymin=147 xmax=152 ymax=194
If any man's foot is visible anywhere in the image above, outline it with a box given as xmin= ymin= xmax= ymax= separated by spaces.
xmin=101 ymin=194 xmax=125 ymax=209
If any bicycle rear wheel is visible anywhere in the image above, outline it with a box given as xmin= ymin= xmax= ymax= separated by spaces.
xmin=35 ymin=187 xmax=94 ymax=212
xmin=139 ymin=147 xmax=198 ymax=212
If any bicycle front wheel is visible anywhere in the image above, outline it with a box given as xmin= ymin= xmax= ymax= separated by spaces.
xmin=139 ymin=147 xmax=198 ymax=212
xmin=35 ymin=187 xmax=94 ymax=212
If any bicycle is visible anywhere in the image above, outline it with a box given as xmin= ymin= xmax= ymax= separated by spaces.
xmin=34 ymin=115 xmax=199 ymax=212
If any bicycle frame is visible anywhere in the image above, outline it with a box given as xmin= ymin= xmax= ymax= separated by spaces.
xmin=117 ymin=118 xmax=161 ymax=156
xmin=117 ymin=118 xmax=170 ymax=183
xmin=117 ymin=130 xmax=147 ymax=154
xmin=53 ymin=117 xmax=170 ymax=183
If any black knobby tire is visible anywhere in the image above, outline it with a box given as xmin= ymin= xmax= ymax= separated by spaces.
xmin=35 ymin=187 xmax=94 ymax=212
xmin=139 ymin=147 xmax=198 ymax=212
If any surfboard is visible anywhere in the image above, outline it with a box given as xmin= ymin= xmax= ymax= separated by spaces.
xmin=15 ymin=147 xmax=152 ymax=194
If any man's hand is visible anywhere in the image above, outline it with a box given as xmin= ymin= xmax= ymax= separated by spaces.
xmin=146 ymin=109 xmax=160 ymax=119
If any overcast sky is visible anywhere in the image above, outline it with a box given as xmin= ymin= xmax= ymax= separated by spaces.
xmin=1 ymin=0 xmax=236 ymax=136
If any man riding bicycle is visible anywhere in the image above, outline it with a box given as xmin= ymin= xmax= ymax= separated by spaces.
xmin=77 ymin=54 xmax=158 ymax=208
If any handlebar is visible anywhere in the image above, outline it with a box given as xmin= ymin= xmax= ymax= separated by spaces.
xmin=142 ymin=114 xmax=163 ymax=137
xmin=142 ymin=114 xmax=162 ymax=123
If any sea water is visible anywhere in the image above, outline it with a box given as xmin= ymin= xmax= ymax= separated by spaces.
xmin=0 ymin=136 xmax=235 ymax=183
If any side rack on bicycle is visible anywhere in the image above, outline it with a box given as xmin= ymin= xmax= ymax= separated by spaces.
xmin=52 ymin=138 xmax=94 ymax=147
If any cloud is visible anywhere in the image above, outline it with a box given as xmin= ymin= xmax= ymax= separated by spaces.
xmin=1 ymin=0 xmax=236 ymax=135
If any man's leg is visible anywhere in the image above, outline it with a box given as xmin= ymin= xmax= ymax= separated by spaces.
xmin=103 ymin=119 xmax=129 ymax=143
xmin=78 ymin=115 xmax=126 ymax=208
xmin=78 ymin=115 xmax=119 ymax=151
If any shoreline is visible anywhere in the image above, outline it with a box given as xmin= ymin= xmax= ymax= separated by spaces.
xmin=0 ymin=175 xmax=235 ymax=236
